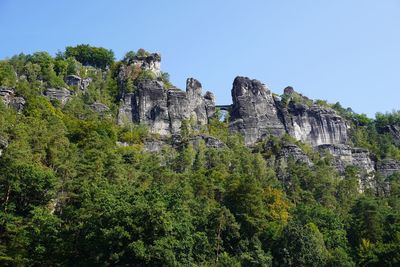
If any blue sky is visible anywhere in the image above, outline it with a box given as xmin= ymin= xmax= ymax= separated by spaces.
xmin=1 ymin=0 xmax=399 ymax=117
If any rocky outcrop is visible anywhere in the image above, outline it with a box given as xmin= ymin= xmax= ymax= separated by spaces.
xmin=278 ymin=143 xmax=313 ymax=166
xmin=0 ymin=87 xmax=25 ymax=112
xmin=143 ymin=139 xmax=166 ymax=153
xmin=317 ymin=144 xmax=376 ymax=190
xmin=90 ymin=102 xmax=110 ymax=114
xmin=44 ymin=88 xmax=73 ymax=105
xmin=118 ymin=78 xmax=215 ymax=136
xmin=65 ymin=75 xmax=92 ymax=90
xmin=229 ymin=77 xmax=286 ymax=145
xmin=228 ymin=77 xmax=348 ymax=147
xmin=131 ymin=53 xmax=161 ymax=77
xmin=377 ymin=159 xmax=400 ymax=177
xmin=284 ymin=103 xmax=348 ymax=147
xmin=189 ymin=134 xmax=226 ymax=149
xmin=204 ymin=91 xmax=216 ymax=119
xmin=317 ymin=144 xmax=374 ymax=174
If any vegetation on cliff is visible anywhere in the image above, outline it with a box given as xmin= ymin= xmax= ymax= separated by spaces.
xmin=0 ymin=45 xmax=399 ymax=266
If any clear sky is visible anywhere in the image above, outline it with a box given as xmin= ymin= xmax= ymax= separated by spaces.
xmin=1 ymin=0 xmax=399 ymax=117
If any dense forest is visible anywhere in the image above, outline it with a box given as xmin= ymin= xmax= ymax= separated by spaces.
xmin=0 ymin=45 xmax=399 ymax=266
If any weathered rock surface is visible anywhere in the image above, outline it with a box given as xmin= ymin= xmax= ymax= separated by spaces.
xmin=317 ymin=144 xmax=374 ymax=174
xmin=229 ymin=78 xmax=348 ymax=146
xmin=190 ymin=134 xmax=226 ymax=149
xmin=118 ymin=78 xmax=215 ymax=136
xmin=143 ymin=139 xmax=166 ymax=153
xmin=44 ymin=88 xmax=73 ymax=105
xmin=142 ymin=134 xmax=225 ymax=153
xmin=0 ymin=87 xmax=25 ymax=111
xmin=90 ymin=102 xmax=110 ymax=114
xmin=65 ymin=75 xmax=92 ymax=90
xmin=0 ymin=87 xmax=14 ymax=105
xmin=131 ymin=53 xmax=161 ymax=77
xmin=276 ymin=143 xmax=313 ymax=167
xmin=230 ymin=77 xmax=286 ymax=145
xmin=317 ymin=144 xmax=376 ymax=190
xmin=377 ymin=159 xmax=400 ymax=177
xmin=284 ymin=103 xmax=348 ymax=147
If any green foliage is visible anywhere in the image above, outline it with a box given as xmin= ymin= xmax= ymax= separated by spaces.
xmin=136 ymin=48 xmax=150 ymax=57
xmin=0 ymin=46 xmax=400 ymax=266
xmin=65 ymin=44 xmax=115 ymax=69
xmin=0 ymin=61 xmax=17 ymax=87
xmin=122 ymin=50 xmax=136 ymax=63
xmin=118 ymin=124 xmax=149 ymax=144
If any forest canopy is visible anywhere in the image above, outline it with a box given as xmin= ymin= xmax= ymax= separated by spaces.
xmin=0 ymin=46 xmax=399 ymax=266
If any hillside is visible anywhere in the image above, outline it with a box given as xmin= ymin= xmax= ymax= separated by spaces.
xmin=0 ymin=45 xmax=399 ymax=266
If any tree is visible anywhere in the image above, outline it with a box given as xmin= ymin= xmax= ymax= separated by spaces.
xmin=0 ymin=61 xmax=17 ymax=87
xmin=274 ymin=222 xmax=330 ymax=267
xmin=65 ymin=44 xmax=115 ymax=69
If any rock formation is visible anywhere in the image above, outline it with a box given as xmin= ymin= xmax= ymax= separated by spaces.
xmin=317 ymin=144 xmax=374 ymax=175
xmin=284 ymin=103 xmax=348 ymax=146
xmin=90 ymin=102 xmax=110 ymax=114
xmin=44 ymin=88 xmax=73 ymax=105
xmin=118 ymin=78 xmax=215 ymax=136
xmin=0 ymin=87 xmax=25 ymax=112
xmin=377 ymin=159 xmax=400 ymax=178
xmin=229 ymin=77 xmax=348 ymax=147
xmin=65 ymin=75 xmax=92 ymax=90
xmin=131 ymin=53 xmax=161 ymax=77
xmin=230 ymin=77 xmax=286 ymax=145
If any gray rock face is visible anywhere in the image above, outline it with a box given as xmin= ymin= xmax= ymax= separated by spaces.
xmin=190 ymin=134 xmax=226 ymax=149
xmin=204 ymin=91 xmax=216 ymax=119
xmin=377 ymin=159 xmax=400 ymax=177
xmin=44 ymin=88 xmax=73 ymax=105
xmin=118 ymin=78 xmax=215 ymax=136
xmin=318 ymin=144 xmax=375 ymax=191
xmin=131 ymin=53 xmax=161 ymax=77
xmin=65 ymin=75 xmax=81 ymax=87
xmin=0 ymin=87 xmax=25 ymax=112
xmin=143 ymin=139 xmax=166 ymax=153
xmin=285 ymin=104 xmax=348 ymax=147
xmin=228 ymin=77 xmax=348 ymax=147
xmin=317 ymin=144 xmax=374 ymax=174
xmin=90 ymin=102 xmax=110 ymax=114
xmin=230 ymin=77 xmax=286 ymax=145
xmin=276 ymin=143 xmax=313 ymax=167
xmin=65 ymin=75 xmax=92 ymax=90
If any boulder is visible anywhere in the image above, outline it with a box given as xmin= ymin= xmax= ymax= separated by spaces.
xmin=90 ymin=102 xmax=110 ymax=113
xmin=44 ymin=88 xmax=72 ymax=105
